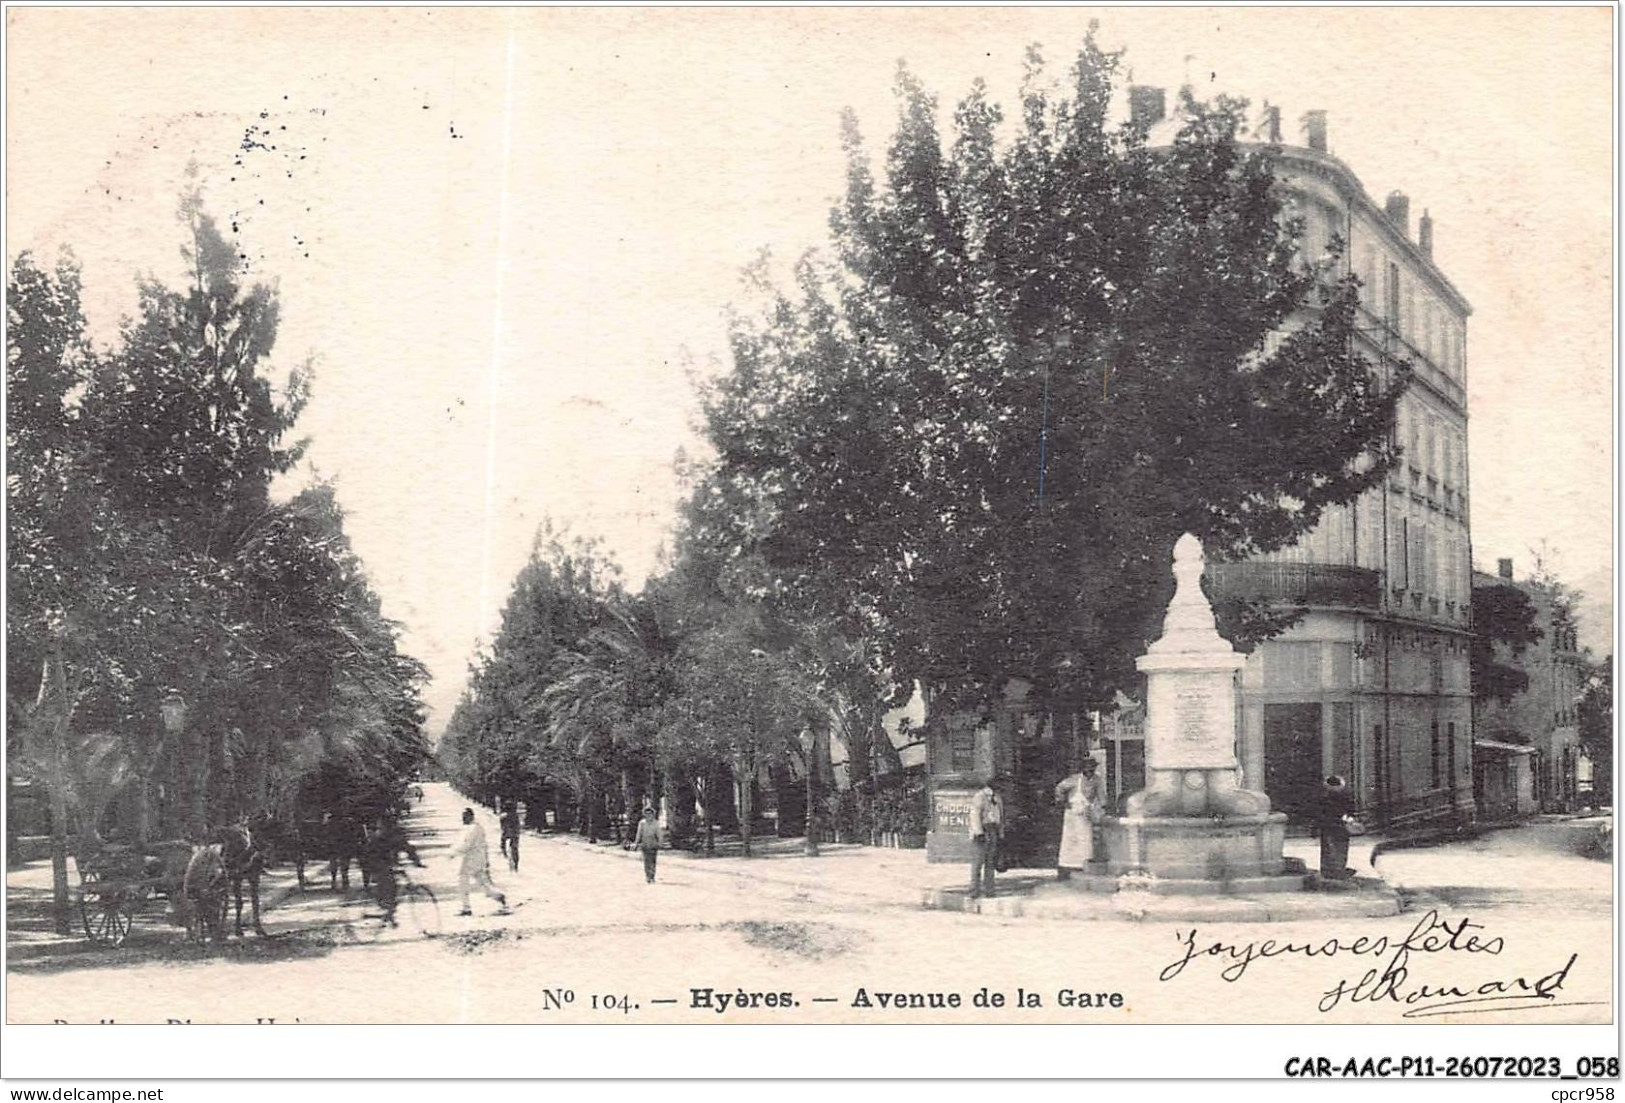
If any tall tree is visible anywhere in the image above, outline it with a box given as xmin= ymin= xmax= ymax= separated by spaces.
xmin=225 ymin=484 xmax=431 ymax=825
xmin=661 ymin=610 xmax=809 ymax=857
xmin=81 ymin=190 xmax=307 ymax=549
xmin=9 ymin=200 xmax=427 ymax=876
xmin=7 ymin=250 xmax=95 ymax=699
xmin=442 ymin=526 xmax=627 ymax=828
xmin=8 ymin=251 xmax=122 ymax=928
xmin=64 ymin=193 xmax=312 ymax=839
xmin=1470 ymin=581 xmax=1543 ymax=705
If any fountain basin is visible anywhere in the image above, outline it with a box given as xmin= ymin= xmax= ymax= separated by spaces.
xmin=1097 ymin=813 xmax=1292 ymax=881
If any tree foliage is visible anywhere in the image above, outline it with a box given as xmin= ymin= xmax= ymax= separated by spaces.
xmin=1577 ymin=658 xmax=1612 ymax=805
xmin=441 ymin=519 xmax=824 ymax=852
xmin=1470 ymin=581 xmax=1543 ymax=705
xmin=440 ymin=529 xmax=629 ymax=814
xmin=440 ymin=37 xmax=1416 ymax=854
xmin=7 ymin=198 xmax=427 ymax=856
xmin=698 ymin=39 xmax=1406 ymax=720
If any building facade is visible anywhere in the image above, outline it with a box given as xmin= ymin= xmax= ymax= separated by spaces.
xmin=1471 ymin=559 xmax=1587 ymax=818
xmin=929 ymin=92 xmax=1479 ymax=860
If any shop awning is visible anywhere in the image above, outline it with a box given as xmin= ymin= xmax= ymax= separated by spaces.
xmin=1474 ymin=738 xmax=1536 ymax=756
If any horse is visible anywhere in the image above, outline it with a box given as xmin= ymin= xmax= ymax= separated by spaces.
xmin=143 ymin=839 xmax=197 ymax=901
xmin=181 ymin=844 xmax=229 ymax=944
xmin=287 ymin=812 xmax=367 ymax=892
xmin=213 ymin=822 xmax=267 ymax=937
xmin=277 ymin=815 xmax=326 ymax=891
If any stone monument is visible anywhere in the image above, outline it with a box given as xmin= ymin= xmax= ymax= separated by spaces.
xmin=1093 ymin=533 xmax=1303 ymax=892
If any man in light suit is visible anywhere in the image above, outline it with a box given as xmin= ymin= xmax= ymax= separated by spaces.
xmin=448 ymin=807 xmax=509 ymax=917
xmin=967 ymin=774 xmax=1006 ymax=899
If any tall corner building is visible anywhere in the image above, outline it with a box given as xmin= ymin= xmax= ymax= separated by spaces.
xmin=1108 ymin=92 xmax=1476 ymax=830
xmin=929 ymin=92 xmax=1478 ymax=864
xmin=1213 ymin=105 xmax=1475 ymax=830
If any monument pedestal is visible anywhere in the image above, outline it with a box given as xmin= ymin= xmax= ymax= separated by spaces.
xmin=1098 ymin=534 xmax=1305 ymax=899
xmin=1101 ymin=813 xmax=1287 ymax=879
xmin=1089 ymin=813 xmax=1307 ymax=895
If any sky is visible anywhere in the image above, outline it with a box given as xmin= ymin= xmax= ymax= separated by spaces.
xmin=6 ymin=7 xmax=1614 ymax=731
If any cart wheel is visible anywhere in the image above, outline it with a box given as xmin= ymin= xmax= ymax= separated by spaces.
xmin=82 ymin=893 xmax=135 ymax=946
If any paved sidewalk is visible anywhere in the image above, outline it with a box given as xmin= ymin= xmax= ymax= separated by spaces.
xmin=527 ymin=819 xmax=1398 ymax=919
xmin=536 ymin=826 xmax=965 ymax=910
xmin=5 ymin=801 xmax=1400 ymax=951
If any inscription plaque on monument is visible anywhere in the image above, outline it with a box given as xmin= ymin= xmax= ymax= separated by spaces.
xmin=1175 ymin=685 xmax=1209 ymax=744
xmin=1145 ymin=671 xmax=1238 ymax=770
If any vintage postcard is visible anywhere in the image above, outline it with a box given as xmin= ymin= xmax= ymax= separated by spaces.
xmin=3 ymin=4 xmax=1617 ymax=1083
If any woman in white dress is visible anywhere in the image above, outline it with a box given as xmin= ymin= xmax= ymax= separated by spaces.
xmin=1053 ymin=756 xmax=1103 ymax=879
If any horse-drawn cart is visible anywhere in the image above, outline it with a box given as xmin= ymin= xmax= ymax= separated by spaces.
xmin=74 ymin=842 xmax=197 ymax=947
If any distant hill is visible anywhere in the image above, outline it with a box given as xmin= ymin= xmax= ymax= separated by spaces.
xmin=1574 ymin=564 xmax=1613 ymax=658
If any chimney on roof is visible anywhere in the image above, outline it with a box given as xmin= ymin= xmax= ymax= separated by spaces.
xmin=1418 ymin=209 xmax=1434 ymax=259
xmin=1129 ymin=86 xmax=1166 ymax=130
xmin=1302 ymin=110 xmax=1328 ymax=152
xmin=1498 ymin=558 xmax=1514 ymax=580
xmin=1385 ymin=191 xmax=1411 ymax=238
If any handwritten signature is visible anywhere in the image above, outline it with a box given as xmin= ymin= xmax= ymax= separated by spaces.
xmin=1159 ymin=909 xmax=1590 ymax=1017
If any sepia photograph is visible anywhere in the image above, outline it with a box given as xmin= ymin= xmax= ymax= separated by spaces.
xmin=3 ymin=3 xmax=1617 ymax=1084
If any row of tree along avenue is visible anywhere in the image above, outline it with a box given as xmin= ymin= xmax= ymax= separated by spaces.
xmin=7 ymin=189 xmax=432 ymax=931
xmin=439 ymin=39 xmax=1413 ymax=854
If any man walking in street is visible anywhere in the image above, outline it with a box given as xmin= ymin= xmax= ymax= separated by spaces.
xmin=448 ymin=807 xmax=509 ymax=917
xmin=632 ymin=803 xmax=662 ymax=884
xmin=968 ymin=774 xmax=1005 ymax=899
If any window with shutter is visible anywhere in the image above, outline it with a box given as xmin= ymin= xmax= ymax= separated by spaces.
xmin=1394 ymin=517 xmax=1410 ymax=591
xmin=1409 ymin=520 xmax=1427 ymax=594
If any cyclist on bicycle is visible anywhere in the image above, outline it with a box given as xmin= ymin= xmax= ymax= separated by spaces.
xmin=360 ymin=817 xmax=422 ymax=927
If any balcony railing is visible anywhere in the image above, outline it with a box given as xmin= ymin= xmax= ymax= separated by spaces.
xmin=1204 ymin=561 xmax=1381 ymax=611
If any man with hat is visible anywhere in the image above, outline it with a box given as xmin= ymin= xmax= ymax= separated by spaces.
xmin=967 ymin=773 xmax=1006 ymax=898
xmin=632 ymin=802 xmax=662 ymax=884
xmin=498 ymin=800 xmax=521 ymax=873
xmin=1316 ymin=776 xmax=1357 ymax=882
